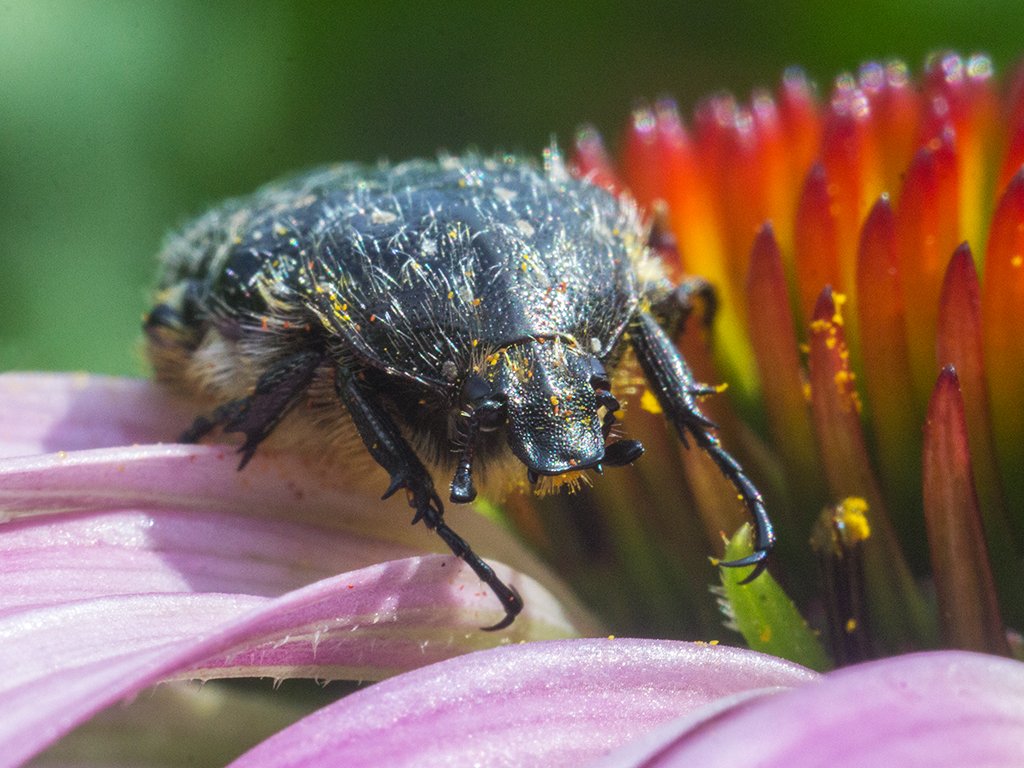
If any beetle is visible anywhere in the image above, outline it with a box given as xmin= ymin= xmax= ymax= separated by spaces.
xmin=144 ymin=147 xmax=774 ymax=630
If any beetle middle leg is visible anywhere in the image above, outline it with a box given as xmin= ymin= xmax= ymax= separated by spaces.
xmin=334 ymin=368 xmax=523 ymax=630
xmin=630 ymin=309 xmax=774 ymax=581
xmin=650 ymin=275 xmax=718 ymax=336
xmin=180 ymin=347 xmax=326 ymax=469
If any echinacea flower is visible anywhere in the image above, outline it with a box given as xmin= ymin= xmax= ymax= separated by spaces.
xmin=561 ymin=51 xmax=1024 ymax=663
xmin=6 ymin=50 xmax=1024 ymax=767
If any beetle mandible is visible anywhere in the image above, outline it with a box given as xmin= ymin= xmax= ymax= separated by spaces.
xmin=145 ymin=147 xmax=774 ymax=630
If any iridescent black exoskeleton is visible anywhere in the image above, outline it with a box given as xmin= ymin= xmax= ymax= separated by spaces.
xmin=145 ymin=148 xmax=774 ymax=630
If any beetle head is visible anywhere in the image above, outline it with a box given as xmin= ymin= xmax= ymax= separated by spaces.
xmin=492 ymin=338 xmax=606 ymax=476
xmin=486 ymin=337 xmax=642 ymax=478
xmin=449 ymin=338 xmax=644 ymax=503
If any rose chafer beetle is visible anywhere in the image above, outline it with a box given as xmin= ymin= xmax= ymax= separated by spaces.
xmin=145 ymin=148 xmax=774 ymax=630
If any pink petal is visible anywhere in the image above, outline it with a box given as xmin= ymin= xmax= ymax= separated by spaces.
xmin=600 ymin=650 xmax=1024 ymax=767
xmin=0 ymin=372 xmax=191 ymax=456
xmin=1 ymin=547 xmax=574 ymax=768
xmin=0 ymin=370 xmax=599 ymax=765
xmin=228 ymin=639 xmax=818 ymax=768
xmin=0 ymin=508 xmax=421 ymax=611
xmin=0 ymin=374 xmax=592 ymax=628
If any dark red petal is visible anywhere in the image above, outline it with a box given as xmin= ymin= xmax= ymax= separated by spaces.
xmin=981 ymin=170 xmax=1024 ymax=544
xmin=621 ymin=102 xmax=662 ymax=210
xmin=860 ymin=59 xmax=921 ymax=201
xmin=794 ymin=164 xmax=843 ymax=329
xmin=746 ymin=224 xmax=826 ymax=531
xmin=896 ymin=128 xmax=960 ymax=408
xmin=570 ymin=125 xmax=622 ymax=193
xmin=922 ymin=366 xmax=1009 ymax=655
xmin=937 ymin=247 xmax=1024 ymax=627
xmin=856 ymin=195 xmax=924 ymax=553
xmin=809 ymin=287 xmax=935 ymax=651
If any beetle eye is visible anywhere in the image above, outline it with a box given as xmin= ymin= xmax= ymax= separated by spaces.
xmin=461 ymin=374 xmax=491 ymax=404
xmin=476 ymin=402 xmax=506 ymax=432
xmin=461 ymin=375 xmax=505 ymax=431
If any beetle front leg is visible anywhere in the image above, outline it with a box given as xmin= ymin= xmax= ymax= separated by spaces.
xmin=630 ymin=310 xmax=775 ymax=581
xmin=334 ymin=369 xmax=523 ymax=630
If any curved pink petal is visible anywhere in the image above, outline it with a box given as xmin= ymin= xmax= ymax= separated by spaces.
xmin=228 ymin=639 xmax=817 ymax=768
xmin=0 ymin=373 xmax=595 ymax=631
xmin=599 ymin=650 xmax=1024 ymax=767
xmin=0 ymin=371 xmax=597 ymax=768
xmin=0 ymin=372 xmax=191 ymax=456
xmin=1 ymin=549 xmax=573 ymax=768
xmin=0 ymin=508 xmax=423 ymax=612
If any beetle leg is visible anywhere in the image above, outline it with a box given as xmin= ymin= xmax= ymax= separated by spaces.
xmin=450 ymin=416 xmax=480 ymax=504
xmin=593 ymin=388 xmax=644 ymax=467
xmin=180 ymin=347 xmax=326 ymax=469
xmin=651 ymin=275 xmax=718 ymax=336
xmin=335 ymin=370 xmax=523 ymax=630
xmin=595 ymin=388 xmax=620 ymax=439
xmin=144 ymin=280 xmax=206 ymax=349
xmin=630 ymin=310 xmax=775 ymax=581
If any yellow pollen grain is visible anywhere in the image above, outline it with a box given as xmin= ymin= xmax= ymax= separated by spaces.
xmin=759 ymin=625 xmax=771 ymax=643
xmin=1012 ymin=255 xmax=1023 ymax=268
xmin=845 ymin=618 xmax=858 ymax=633
xmin=838 ymin=497 xmax=871 ymax=542
xmin=640 ymin=389 xmax=663 ymax=414
xmin=832 ymin=293 xmax=847 ymax=323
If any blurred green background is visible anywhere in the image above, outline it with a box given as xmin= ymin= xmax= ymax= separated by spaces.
xmin=2 ymin=0 xmax=1022 ymax=375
